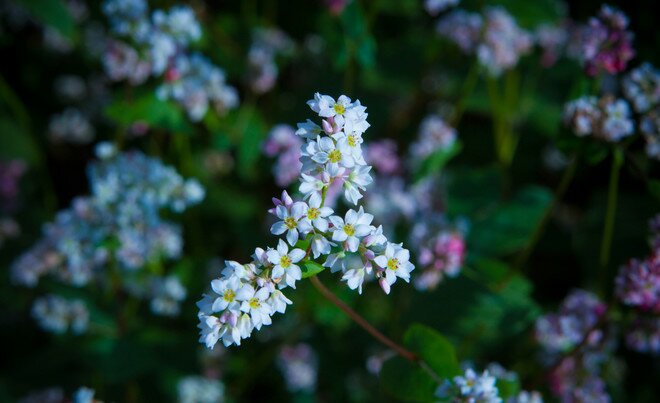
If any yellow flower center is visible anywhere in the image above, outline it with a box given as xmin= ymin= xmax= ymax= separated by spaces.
xmin=348 ymin=135 xmax=357 ymax=147
xmin=328 ymin=149 xmax=342 ymax=163
xmin=223 ymin=289 xmax=236 ymax=302
xmin=308 ymin=207 xmax=320 ymax=220
xmin=249 ymin=298 xmax=261 ymax=309
xmin=387 ymin=258 xmax=399 ymax=271
xmin=284 ymin=217 xmax=297 ymax=230
xmin=344 ymin=224 xmax=355 ymax=236
xmin=333 ymin=103 xmax=345 ymax=115
xmin=280 ymin=255 xmax=292 ymax=269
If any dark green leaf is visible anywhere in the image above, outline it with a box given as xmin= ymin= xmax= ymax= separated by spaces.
xmin=404 ymin=324 xmax=461 ymax=378
xmin=16 ymin=0 xmax=77 ymax=40
xmin=301 ymin=261 xmax=325 ymax=278
xmin=414 ymin=141 xmax=462 ymax=182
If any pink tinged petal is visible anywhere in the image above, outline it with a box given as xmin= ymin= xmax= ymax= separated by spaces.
xmin=271 ymin=221 xmax=287 ymax=235
xmin=288 ymin=248 xmax=306 ymax=263
xmin=286 ymin=229 xmax=299 ymax=246
xmin=374 ymin=256 xmax=388 ymax=268
xmin=346 ymin=236 xmax=359 ymax=252
xmin=379 ymin=278 xmax=391 ymax=294
xmin=277 ymin=239 xmax=289 ymax=255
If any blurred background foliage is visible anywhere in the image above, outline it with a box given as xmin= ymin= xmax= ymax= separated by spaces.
xmin=1 ymin=0 xmax=659 ymax=402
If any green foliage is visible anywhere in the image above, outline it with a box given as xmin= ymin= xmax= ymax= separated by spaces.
xmin=302 ymin=261 xmax=325 ymax=278
xmin=413 ymin=140 xmax=462 ymax=182
xmin=16 ymin=0 xmax=77 ymax=40
xmin=105 ymin=93 xmax=195 ymax=134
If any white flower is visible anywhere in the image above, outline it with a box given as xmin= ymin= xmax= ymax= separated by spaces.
xmin=210 ymin=277 xmax=242 ymax=313
xmin=336 ymin=132 xmax=366 ymax=164
xmin=311 ymin=136 xmax=354 ymax=173
xmin=343 ymin=165 xmax=373 ymax=205
xmin=364 ymin=225 xmax=388 ymax=247
xmin=329 ymin=207 xmax=374 ymax=252
xmin=296 ymin=119 xmax=323 ymax=139
xmin=342 ymin=267 xmax=367 ymax=294
xmin=267 ymin=239 xmax=305 ymax=288
xmin=374 ymin=243 xmax=414 ymax=287
xmin=221 ymin=260 xmax=258 ymax=281
xmin=310 ymin=233 xmax=333 ymax=259
xmin=299 ymin=173 xmax=327 ymax=200
xmin=323 ymin=251 xmax=346 ymax=273
xmin=303 ymin=193 xmax=333 ymax=232
xmin=308 ymin=93 xmax=352 ymax=118
xmin=343 ymin=101 xmax=370 ymax=135
xmin=271 ymin=202 xmax=313 ymax=246
xmin=237 ymin=285 xmax=272 ymax=330
xmin=268 ymin=288 xmax=293 ymax=314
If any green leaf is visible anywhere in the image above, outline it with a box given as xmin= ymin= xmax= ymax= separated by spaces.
xmin=469 ymin=186 xmax=552 ymax=256
xmin=0 ymin=117 xmax=39 ymax=164
xmin=380 ymin=357 xmax=438 ymax=402
xmin=301 ymin=261 xmax=325 ymax=278
xmin=414 ymin=141 xmax=462 ymax=182
xmin=16 ymin=0 xmax=77 ymax=40
xmin=404 ymin=324 xmax=461 ymax=378
xmin=648 ymin=180 xmax=660 ymax=203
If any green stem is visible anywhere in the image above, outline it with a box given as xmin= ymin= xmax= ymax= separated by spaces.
xmin=515 ymin=155 xmax=579 ymax=270
xmin=599 ymin=148 xmax=623 ymax=269
xmin=450 ymin=61 xmax=480 ymax=126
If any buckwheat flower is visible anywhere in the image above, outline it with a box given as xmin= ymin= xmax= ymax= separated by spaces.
xmin=343 ymin=101 xmax=371 ymax=135
xmin=535 ymin=23 xmax=569 ymax=67
xmin=477 ymin=7 xmax=533 ymax=76
xmin=424 ymin=0 xmax=459 ymax=16
xmin=365 ymin=140 xmax=401 ymax=175
xmin=601 ymin=98 xmax=634 ymax=141
xmin=303 ymin=193 xmax=333 ymax=232
xmin=615 ymin=254 xmax=660 ymax=313
xmin=374 ymin=243 xmax=414 ymax=288
xmin=436 ymin=368 xmax=502 ymax=403
xmin=343 ymin=165 xmax=373 ymax=205
xmin=150 ymin=274 xmax=187 ymax=316
xmin=336 ymin=131 xmax=366 ymax=164
xmin=296 ymin=119 xmax=323 ymax=139
xmin=578 ymin=4 xmax=635 ymax=76
xmin=622 ymin=63 xmax=660 ymax=113
xmin=237 ymin=284 xmax=272 ymax=330
xmin=414 ymin=230 xmax=466 ymax=291
xmin=308 ymin=93 xmax=352 ymax=119
xmin=177 ymin=376 xmax=225 ymax=403
xmin=210 ymin=277 xmax=242 ymax=313
xmin=267 ymin=239 xmax=305 ymax=288
xmin=152 ymin=6 xmax=201 ymax=45
xmin=436 ymin=10 xmax=483 ymax=53
xmin=563 ymin=96 xmax=601 ymax=136
xmin=626 ymin=317 xmax=660 ymax=354
xmin=48 ymin=108 xmax=95 ymax=144
xmin=641 ymin=108 xmax=660 ymax=159
xmin=267 ymin=287 xmax=293 ymax=314
xmin=178 ymin=376 xmax=225 ymax=403
xmin=311 ymin=135 xmax=355 ymax=172
xmin=330 ymin=207 xmax=374 ymax=252
xmin=410 ymin=115 xmax=457 ymax=160
xmin=102 ymin=40 xmax=151 ymax=84
xmin=342 ymin=266 xmax=368 ymax=294
xmin=299 ymin=173 xmax=327 ymax=200
xmin=277 ymin=343 xmax=319 ymax=393
xmin=269 ymin=190 xmax=294 ymax=215
xmin=31 ymin=295 xmax=89 ymax=335
xmin=271 ymin=202 xmax=312 ymax=246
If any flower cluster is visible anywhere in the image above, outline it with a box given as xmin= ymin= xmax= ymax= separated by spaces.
xmin=409 ymin=115 xmax=457 ymax=161
xmin=31 ymin=294 xmax=89 ymax=335
xmin=575 ymin=5 xmax=634 ymax=76
xmin=48 ymin=107 xmax=96 ymax=144
xmin=626 ymin=317 xmax=660 ymax=354
xmin=197 ymin=94 xmax=415 ymax=348
xmin=248 ymin=28 xmax=294 ymax=94
xmin=562 ymin=95 xmax=634 ymax=142
xmin=277 ymin=343 xmax=319 ymax=393
xmin=435 ymin=364 xmax=542 ymax=403
xmin=101 ymin=0 xmax=238 ymax=121
xmin=535 ymin=289 xmax=614 ymax=402
xmin=622 ymin=63 xmax=660 ymax=159
xmin=534 ymin=23 xmax=569 ymax=68
xmin=436 ymin=7 xmax=532 ymax=76
xmin=150 ymin=275 xmax=187 ymax=316
xmin=11 ymin=144 xmax=203 ymax=321
xmin=414 ymin=229 xmax=466 ymax=291
xmin=263 ymin=124 xmax=303 ymax=187
xmin=177 ymin=376 xmax=225 ymax=403
xmin=364 ymin=140 xmax=402 ymax=176
xmin=615 ymin=254 xmax=660 ymax=314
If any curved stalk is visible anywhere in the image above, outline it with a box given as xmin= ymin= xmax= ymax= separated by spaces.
xmin=599 ymin=149 xmax=623 ymax=269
